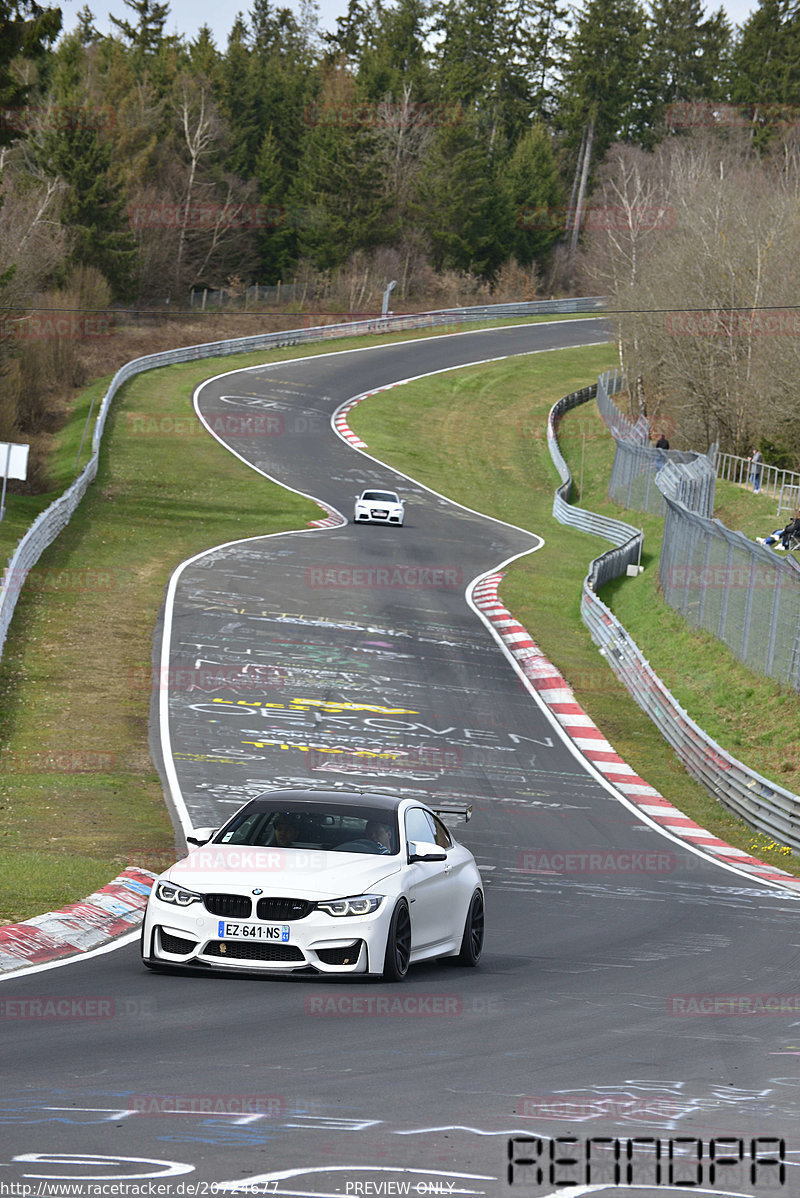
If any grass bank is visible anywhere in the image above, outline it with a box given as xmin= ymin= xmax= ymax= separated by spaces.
xmin=348 ymin=346 xmax=800 ymax=875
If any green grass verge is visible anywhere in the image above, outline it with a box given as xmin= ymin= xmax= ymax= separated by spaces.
xmin=0 ymin=315 xmax=596 ymax=923
xmin=348 ymin=345 xmax=799 ymax=875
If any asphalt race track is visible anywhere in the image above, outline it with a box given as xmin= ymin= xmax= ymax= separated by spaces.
xmin=2 ymin=319 xmax=800 ymax=1198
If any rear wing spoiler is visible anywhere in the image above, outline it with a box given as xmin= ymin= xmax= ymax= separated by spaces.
xmin=431 ymin=802 xmax=473 ymax=823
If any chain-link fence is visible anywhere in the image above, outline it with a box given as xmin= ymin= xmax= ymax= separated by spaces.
xmin=600 ymin=369 xmax=717 ymax=518
xmin=189 ymin=283 xmax=301 ymax=308
xmin=658 ymin=496 xmax=800 ymax=689
xmin=594 ymin=368 xmax=800 ymax=690
xmin=595 ymin=369 xmax=649 ymax=443
xmin=608 ymin=441 xmax=711 ymax=517
xmin=549 ymin=380 xmax=800 ymax=855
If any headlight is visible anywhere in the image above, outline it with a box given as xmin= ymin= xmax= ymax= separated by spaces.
xmin=155 ymin=881 xmax=203 ymax=906
xmin=316 ymin=895 xmax=384 ymax=917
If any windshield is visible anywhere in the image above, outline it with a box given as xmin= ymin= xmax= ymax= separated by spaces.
xmin=216 ymin=802 xmax=399 ymax=856
xmin=361 ymin=491 xmax=398 ymax=503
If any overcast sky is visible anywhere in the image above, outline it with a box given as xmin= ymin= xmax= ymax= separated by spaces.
xmin=60 ymin=0 xmax=757 ymax=53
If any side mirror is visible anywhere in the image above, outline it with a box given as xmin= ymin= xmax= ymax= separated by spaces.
xmin=186 ymin=827 xmax=218 ymax=847
xmin=408 ymin=840 xmax=447 ymax=863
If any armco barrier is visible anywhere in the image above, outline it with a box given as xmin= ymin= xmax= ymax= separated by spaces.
xmin=0 ymin=298 xmax=605 ymax=660
xmin=550 ymin=384 xmax=800 ymax=854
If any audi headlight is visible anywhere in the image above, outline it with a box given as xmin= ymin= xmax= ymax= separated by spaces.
xmin=316 ymin=895 xmax=383 ymax=917
xmin=155 ymin=881 xmax=203 ymax=906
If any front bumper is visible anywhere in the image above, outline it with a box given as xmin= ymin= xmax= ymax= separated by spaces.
xmin=142 ymin=898 xmax=393 ymax=975
xmin=354 ymin=506 xmax=403 ymax=524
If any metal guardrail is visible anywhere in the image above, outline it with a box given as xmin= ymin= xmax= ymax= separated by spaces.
xmin=549 ymin=385 xmax=642 ymax=574
xmin=550 ymin=383 xmax=800 ymax=854
xmin=0 ymin=297 xmax=606 ymax=660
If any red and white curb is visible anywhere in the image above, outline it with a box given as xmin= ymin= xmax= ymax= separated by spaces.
xmin=472 ymin=573 xmax=800 ymax=892
xmin=0 ymin=867 xmax=156 ymax=975
xmin=332 ymin=380 xmax=411 ymax=451
xmin=334 ymin=397 xmax=369 ymax=449
xmin=309 ymin=505 xmax=345 ymax=529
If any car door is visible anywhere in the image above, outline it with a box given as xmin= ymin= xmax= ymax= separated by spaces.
xmin=403 ymin=806 xmax=453 ymax=950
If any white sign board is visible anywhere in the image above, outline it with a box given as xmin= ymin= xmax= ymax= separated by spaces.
xmin=0 ymin=442 xmax=29 ymax=481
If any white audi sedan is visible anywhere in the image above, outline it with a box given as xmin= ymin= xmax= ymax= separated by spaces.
xmin=353 ymin=489 xmax=404 ymax=526
xmin=141 ymin=789 xmax=483 ymax=981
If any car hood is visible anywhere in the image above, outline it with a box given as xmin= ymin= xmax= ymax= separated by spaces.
xmin=162 ymin=845 xmax=402 ymax=898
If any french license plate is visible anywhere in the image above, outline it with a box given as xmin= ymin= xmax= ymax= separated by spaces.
xmin=219 ymin=921 xmax=290 ymax=942
xmin=372 ymin=509 xmax=388 ymax=517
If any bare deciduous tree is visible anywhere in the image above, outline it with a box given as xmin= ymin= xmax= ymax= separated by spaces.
xmin=581 ymin=132 xmax=800 ymax=462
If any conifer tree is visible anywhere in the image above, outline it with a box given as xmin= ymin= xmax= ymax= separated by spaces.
xmin=501 ymin=124 xmax=564 ymax=264
xmin=109 ymin=0 xmax=171 ymax=57
xmin=0 ymin=0 xmax=62 ymax=148
xmin=731 ymin=0 xmax=800 ymax=114
xmin=415 ymin=114 xmax=508 ymax=275
xmin=37 ymin=33 xmax=136 ymax=295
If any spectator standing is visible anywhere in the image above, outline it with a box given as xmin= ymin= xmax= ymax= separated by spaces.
xmin=748 ymin=447 xmax=762 ymax=493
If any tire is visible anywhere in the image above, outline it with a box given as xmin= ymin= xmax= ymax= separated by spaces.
xmin=382 ymin=900 xmax=411 ymax=981
xmin=458 ymin=890 xmax=484 ymax=967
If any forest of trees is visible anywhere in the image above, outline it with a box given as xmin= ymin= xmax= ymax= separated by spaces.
xmin=4 ymin=0 xmax=800 ymax=464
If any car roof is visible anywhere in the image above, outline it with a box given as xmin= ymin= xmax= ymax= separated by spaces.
xmin=248 ymin=788 xmax=406 ymax=813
